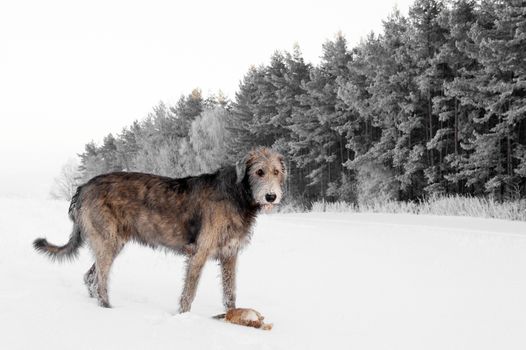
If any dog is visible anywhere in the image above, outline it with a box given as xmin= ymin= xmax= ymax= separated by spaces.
xmin=33 ymin=147 xmax=286 ymax=312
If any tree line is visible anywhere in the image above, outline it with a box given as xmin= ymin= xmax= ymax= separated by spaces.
xmin=76 ymin=0 xmax=526 ymax=205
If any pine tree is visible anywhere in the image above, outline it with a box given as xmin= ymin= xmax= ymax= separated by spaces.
xmin=478 ymin=0 xmax=526 ymax=198
xmin=405 ymin=0 xmax=448 ymax=196
xmin=171 ymin=88 xmax=204 ymax=136
xmin=227 ymin=65 xmax=271 ymax=160
xmin=99 ymin=134 xmax=122 ymax=172
xmin=339 ymin=10 xmax=411 ymax=201
xmin=453 ymin=0 xmax=526 ymax=198
xmin=115 ymin=121 xmax=140 ymax=171
xmin=431 ymin=0 xmax=479 ymax=194
xmin=78 ymin=141 xmax=105 ymax=182
xmin=289 ymin=33 xmax=353 ymax=200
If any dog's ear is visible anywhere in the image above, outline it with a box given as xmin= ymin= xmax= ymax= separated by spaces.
xmin=278 ymin=154 xmax=287 ymax=180
xmin=236 ymin=155 xmax=249 ymax=184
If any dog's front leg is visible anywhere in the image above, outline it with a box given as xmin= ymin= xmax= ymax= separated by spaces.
xmin=220 ymin=253 xmax=237 ymax=310
xmin=179 ymin=249 xmax=208 ymax=313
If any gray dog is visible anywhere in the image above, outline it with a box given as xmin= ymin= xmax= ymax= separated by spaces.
xmin=34 ymin=147 xmax=286 ymax=312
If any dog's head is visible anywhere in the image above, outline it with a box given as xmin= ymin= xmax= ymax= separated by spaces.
xmin=236 ymin=147 xmax=287 ymax=211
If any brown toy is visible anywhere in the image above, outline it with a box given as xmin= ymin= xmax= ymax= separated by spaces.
xmin=213 ymin=308 xmax=273 ymax=330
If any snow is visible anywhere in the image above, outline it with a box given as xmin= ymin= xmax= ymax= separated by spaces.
xmin=1 ymin=197 xmax=526 ymax=349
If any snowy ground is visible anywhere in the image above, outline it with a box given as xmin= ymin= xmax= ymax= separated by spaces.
xmin=1 ymin=197 xmax=525 ymax=350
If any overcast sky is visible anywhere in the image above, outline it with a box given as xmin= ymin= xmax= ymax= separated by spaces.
xmin=0 ymin=0 xmax=414 ymax=198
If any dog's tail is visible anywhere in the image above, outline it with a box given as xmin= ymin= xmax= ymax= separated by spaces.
xmin=33 ymin=187 xmax=84 ymax=262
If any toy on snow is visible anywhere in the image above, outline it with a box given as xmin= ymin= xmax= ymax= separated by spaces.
xmin=213 ymin=308 xmax=273 ymax=330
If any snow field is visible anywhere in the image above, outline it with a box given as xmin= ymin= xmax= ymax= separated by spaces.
xmin=0 ymin=198 xmax=525 ymax=349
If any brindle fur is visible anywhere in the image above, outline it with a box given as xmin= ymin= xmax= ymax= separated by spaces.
xmin=33 ymin=147 xmax=286 ymax=312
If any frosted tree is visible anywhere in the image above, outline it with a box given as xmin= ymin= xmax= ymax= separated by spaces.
xmin=289 ymin=33 xmax=353 ymax=200
xmin=50 ymin=158 xmax=81 ymax=200
xmin=432 ymin=0 xmax=479 ymax=195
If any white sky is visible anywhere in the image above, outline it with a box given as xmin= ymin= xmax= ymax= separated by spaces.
xmin=0 ymin=0 xmax=413 ymax=198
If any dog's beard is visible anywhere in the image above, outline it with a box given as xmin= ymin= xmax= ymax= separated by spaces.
xmin=261 ymin=203 xmax=274 ymax=212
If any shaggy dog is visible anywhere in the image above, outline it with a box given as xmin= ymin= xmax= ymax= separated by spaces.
xmin=34 ymin=147 xmax=286 ymax=312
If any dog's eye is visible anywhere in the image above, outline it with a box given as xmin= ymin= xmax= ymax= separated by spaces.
xmin=273 ymin=169 xmax=279 ymax=176
xmin=256 ymin=169 xmax=264 ymax=177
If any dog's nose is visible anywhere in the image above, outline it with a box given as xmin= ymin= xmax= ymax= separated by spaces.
xmin=265 ymin=193 xmax=277 ymax=203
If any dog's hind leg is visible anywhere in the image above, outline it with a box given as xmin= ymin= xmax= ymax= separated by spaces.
xmin=179 ymin=249 xmax=209 ymax=313
xmin=91 ymin=239 xmax=123 ymax=308
xmin=84 ymin=263 xmax=97 ymax=297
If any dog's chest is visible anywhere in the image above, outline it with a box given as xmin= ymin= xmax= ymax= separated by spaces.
xmin=219 ymin=236 xmax=247 ymax=257
xmin=213 ymin=210 xmax=255 ymax=258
